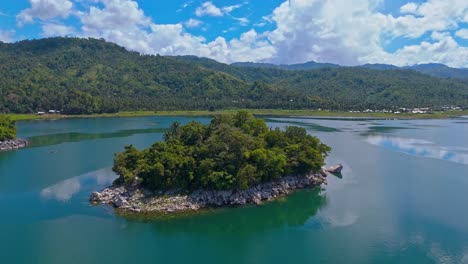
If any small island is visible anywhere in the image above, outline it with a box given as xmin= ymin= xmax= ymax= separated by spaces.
xmin=91 ymin=111 xmax=341 ymax=214
xmin=0 ymin=115 xmax=29 ymax=152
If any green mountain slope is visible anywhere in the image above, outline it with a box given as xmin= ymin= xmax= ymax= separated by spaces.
xmin=0 ymin=38 xmax=290 ymax=114
xmin=272 ymin=67 xmax=468 ymax=108
xmin=232 ymin=60 xmax=468 ymax=80
xmin=0 ymin=37 xmax=467 ymax=114
xmin=172 ymin=57 xmax=468 ymax=109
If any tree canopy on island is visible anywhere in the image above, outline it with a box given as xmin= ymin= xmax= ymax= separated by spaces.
xmin=0 ymin=115 xmax=16 ymax=141
xmin=112 ymin=112 xmax=331 ymax=191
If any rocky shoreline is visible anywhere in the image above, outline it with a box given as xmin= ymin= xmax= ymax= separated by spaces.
xmin=90 ymin=164 xmax=343 ymax=214
xmin=0 ymin=139 xmax=29 ymax=152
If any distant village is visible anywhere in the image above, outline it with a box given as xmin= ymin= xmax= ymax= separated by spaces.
xmin=36 ymin=110 xmax=60 ymax=115
xmin=35 ymin=106 xmax=464 ymax=116
xmin=348 ymin=106 xmax=463 ymax=114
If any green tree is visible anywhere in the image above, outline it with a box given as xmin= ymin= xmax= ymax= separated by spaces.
xmin=112 ymin=112 xmax=331 ymax=191
xmin=0 ymin=115 xmax=16 ymax=141
xmin=112 ymin=145 xmax=142 ymax=184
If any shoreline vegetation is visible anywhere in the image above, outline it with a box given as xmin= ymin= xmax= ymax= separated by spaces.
xmin=0 ymin=115 xmax=29 ymax=152
xmin=7 ymin=109 xmax=468 ymax=122
xmin=90 ymin=111 xmax=336 ymax=214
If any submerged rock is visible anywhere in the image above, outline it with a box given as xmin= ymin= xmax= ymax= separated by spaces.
xmin=90 ymin=165 xmax=344 ymax=214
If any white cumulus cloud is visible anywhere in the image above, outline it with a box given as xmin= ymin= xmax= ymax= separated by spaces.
xmin=400 ymin=2 xmax=418 ymax=14
xmin=385 ymin=0 xmax=468 ymax=38
xmin=42 ymin=23 xmax=75 ymax=37
xmin=17 ymin=0 xmax=73 ymax=26
xmin=364 ymin=32 xmax=468 ymax=67
xmin=222 ymin=4 xmax=244 ymax=13
xmin=0 ymin=29 xmax=14 ymax=43
xmin=266 ymin=0 xmax=387 ymax=65
xmin=68 ymin=0 xmax=271 ymax=63
xmin=184 ymin=18 xmax=202 ymax=28
xmin=264 ymin=0 xmax=468 ymax=67
xmin=195 ymin=1 xmax=223 ymax=17
xmin=195 ymin=1 xmax=247 ymax=18
xmin=12 ymin=0 xmax=468 ymax=68
xmin=456 ymin=28 xmax=468 ymax=39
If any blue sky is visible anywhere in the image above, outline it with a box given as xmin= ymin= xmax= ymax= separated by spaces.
xmin=1 ymin=0 xmax=468 ymax=67
xmin=0 ymin=1 xmax=283 ymax=41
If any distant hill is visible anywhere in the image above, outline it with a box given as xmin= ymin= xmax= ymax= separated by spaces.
xmin=360 ymin=64 xmax=399 ymax=70
xmin=233 ymin=61 xmax=468 ymax=79
xmin=405 ymin=64 xmax=468 ymax=79
xmin=232 ymin=61 xmax=340 ymax=70
xmin=0 ymin=38 xmax=290 ymax=114
xmin=0 ymin=37 xmax=467 ymax=114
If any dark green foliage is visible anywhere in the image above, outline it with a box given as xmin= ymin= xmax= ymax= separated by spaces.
xmin=232 ymin=60 xmax=468 ymax=79
xmin=0 ymin=115 xmax=16 ymax=141
xmin=112 ymin=112 xmax=331 ymax=191
xmin=271 ymin=68 xmax=468 ymax=109
xmin=172 ymin=56 xmax=468 ymax=109
xmin=1 ymin=37 xmax=467 ymax=114
xmin=0 ymin=38 xmax=290 ymax=114
xmin=405 ymin=63 xmax=468 ymax=79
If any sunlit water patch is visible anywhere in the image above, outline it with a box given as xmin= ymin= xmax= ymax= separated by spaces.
xmin=366 ymin=136 xmax=468 ymax=165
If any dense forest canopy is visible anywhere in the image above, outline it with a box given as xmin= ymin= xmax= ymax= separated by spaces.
xmin=112 ymin=112 xmax=331 ymax=191
xmin=0 ymin=115 xmax=16 ymax=141
xmin=231 ymin=61 xmax=468 ymax=80
xmin=1 ymin=37 xmax=467 ymax=114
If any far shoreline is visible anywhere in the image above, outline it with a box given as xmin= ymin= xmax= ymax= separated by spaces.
xmin=7 ymin=109 xmax=468 ymax=122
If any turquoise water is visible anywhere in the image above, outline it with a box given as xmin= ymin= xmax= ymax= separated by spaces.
xmin=1 ymin=116 xmax=467 ymax=263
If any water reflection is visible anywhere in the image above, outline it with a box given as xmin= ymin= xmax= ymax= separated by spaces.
xmin=41 ymin=177 xmax=81 ymax=201
xmin=264 ymin=118 xmax=340 ymax=132
xmin=121 ymin=188 xmax=328 ymax=234
xmin=367 ymin=126 xmax=412 ymax=133
xmin=324 ymin=212 xmax=359 ymax=227
xmin=28 ymin=127 xmax=166 ymax=148
xmin=366 ymin=136 xmax=468 ymax=165
xmin=40 ymin=168 xmax=117 ymax=201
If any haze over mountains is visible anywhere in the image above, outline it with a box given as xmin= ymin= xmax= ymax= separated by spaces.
xmin=0 ymin=37 xmax=467 ymax=114
xmin=232 ymin=61 xmax=468 ymax=80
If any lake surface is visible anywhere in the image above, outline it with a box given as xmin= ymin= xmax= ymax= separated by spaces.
xmin=1 ymin=115 xmax=467 ymax=263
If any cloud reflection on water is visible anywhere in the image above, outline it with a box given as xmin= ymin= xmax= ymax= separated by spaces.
xmin=40 ymin=177 xmax=81 ymax=201
xmin=40 ymin=168 xmax=117 ymax=201
xmin=366 ymin=136 xmax=468 ymax=165
xmin=325 ymin=212 xmax=359 ymax=227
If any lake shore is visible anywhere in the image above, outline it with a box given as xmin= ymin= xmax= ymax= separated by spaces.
xmin=90 ymin=165 xmax=342 ymax=214
xmin=0 ymin=139 xmax=29 ymax=152
xmin=8 ymin=109 xmax=468 ymax=122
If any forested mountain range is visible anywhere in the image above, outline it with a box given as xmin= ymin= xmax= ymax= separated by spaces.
xmin=232 ymin=60 xmax=468 ymax=79
xmin=231 ymin=61 xmax=340 ymax=70
xmin=0 ymin=37 xmax=467 ymax=114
